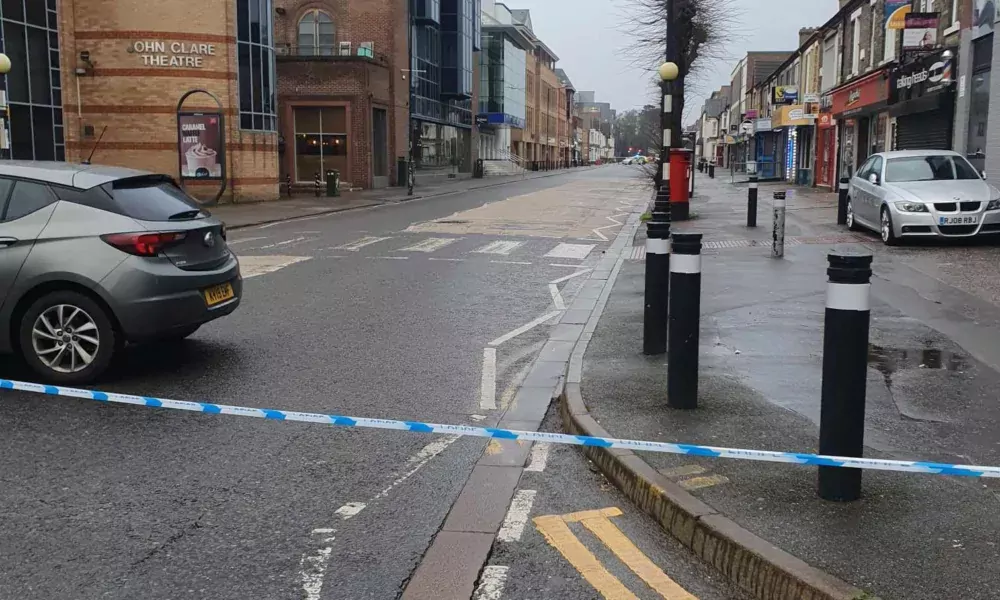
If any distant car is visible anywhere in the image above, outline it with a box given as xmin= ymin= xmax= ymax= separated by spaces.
xmin=0 ymin=161 xmax=242 ymax=383
xmin=621 ymin=156 xmax=635 ymax=165
xmin=846 ymin=150 xmax=1000 ymax=245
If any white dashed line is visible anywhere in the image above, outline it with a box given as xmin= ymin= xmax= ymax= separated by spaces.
xmin=490 ymin=260 xmax=533 ymax=265
xmin=429 ymin=257 xmax=466 ymax=262
xmin=525 ymin=443 xmax=552 ymax=473
xmin=480 ymin=348 xmax=497 ymax=410
xmin=489 ymin=311 xmax=562 ymax=347
xmin=549 ymin=269 xmax=592 ymax=284
xmin=367 ymin=256 xmax=410 ymax=260
xmin=474 ymin=240 xmax=525 ymax=255
xmin=239 ymin=255 xmax=312 ymax=278
xmin=498 ymin=489 xmax=537 ymax=542
xmin=473 ymin=565 xmax=510 ymax=600
xmin=334 ymin=502 xmax=367 ymax=520
xmin=227 ymin=236 xmax=267 ymax=245
xmin=333 ymin=236 xmax=392 ymax=251
xmin=398 ymin=237 xmax=461 ymax=253
xmin=548 ymin=283 xmax=566 ymax=310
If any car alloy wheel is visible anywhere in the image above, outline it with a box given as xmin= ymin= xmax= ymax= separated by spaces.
xmin=880 ymin=207 xmax=898 ymax=246
xmin=846 ymin=201 xmax=855 ymax=229
xmin=31 ymin=304 xmax=100 ymax=373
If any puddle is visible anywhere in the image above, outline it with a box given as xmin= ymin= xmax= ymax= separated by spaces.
xmin=868 ymin=344 xmax=968 ymax=389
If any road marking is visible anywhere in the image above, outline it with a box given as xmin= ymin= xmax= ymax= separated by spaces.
xmin=481 ymin=348 xmax=497 ymax=410
xmin=374 ymin=436 xmax=459 ymax=501
xmin=549 ymin=283 xmax=566 ymax=310
xmin=549 ymin=269 xmax=593 ymax=284
xmin=591 ymin=214 xmax=627 ymax=242
xmin=659 ymin=465 xmax=707 ymax=479
xmin=474 ymin=240 xmax=525 ymax=255
xmin=498 ymin=489 xmax=537 ymax=542
xmin=239 ymin=255 xmax=311 ymax=278
xmin=489 ymin=311 xmax=563 ymax=347
xmin=535 ymin=507 xmax=698 ymax=600
xmin=580 ymin=513 xmax=698 ymax=600
xmin=678 ymin=475 xmax=729 ymax=491
xmin=398 ymin=237 xmax=460 ymax=252
xmin=299 ymin=546 xmax=333 ymax=600
xmin=335 ymin=502 xmax=367 ymax=519
xmin=367 ymin=256 xmax=410 ymax=260
xmin=525 ymin=443 xmax=551 ymax=472
xmin=429 ymin=257 xmax=466 ymax=262
xmin=549 ymin=263 xmax=586 ymax=268
xmin=473 ymin=565 xmax=510 ymax=600
xmin=260 ymin=236 xmax=307 ymax=249
xmin=534 ymin=514 xmax=637 ymax=599
xmin=490 ymin=260 xmax=533 ymax=265
xmin=227 ymin=236 xmax=267 ymax=245
xmin=545 ymin=243 xmax=596 ymax=260
xmin=333 ymin=236 xmax=392 ymax=251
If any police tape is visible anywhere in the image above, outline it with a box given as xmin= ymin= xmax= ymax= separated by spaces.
xmin=5 ymin=377 xmax=999 ymax=479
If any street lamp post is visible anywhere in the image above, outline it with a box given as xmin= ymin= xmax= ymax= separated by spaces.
xmin=0 ymin=53 xmax=11 ymax=160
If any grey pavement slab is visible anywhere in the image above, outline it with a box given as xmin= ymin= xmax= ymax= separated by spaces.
xmin=581 ymin=175 xmax=1000 ymax=600
xmin=443 ymin=465 xmax=523 ymax=534
xmin=401 ymin=531 xmax=495 ymax=600
xmin=558 ymin=310 xmax=591 ymax=325
xmin=538 ymin=340 xmax=575 ymax=363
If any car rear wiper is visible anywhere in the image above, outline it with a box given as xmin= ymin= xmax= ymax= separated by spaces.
xmin=167 ymin=210 xmax=204 ymax=220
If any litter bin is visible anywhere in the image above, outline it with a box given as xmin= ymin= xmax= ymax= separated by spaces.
xmin=396 ymin=158 xmax=408 ymax=187
xmin=474 ymin=158 xmax=485 ymax=179
xmin=325 ymin=169 xmax=340 ymax=197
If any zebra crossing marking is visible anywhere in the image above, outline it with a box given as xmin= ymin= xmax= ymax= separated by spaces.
xmin=473 ymin=240 xmax=525 ymax=255
xmin=333 ymin=236 xmax=393 ymax=251
xmin=545 ymin=243 xmax=596 ymax=260
xmin=239 ymin=255 xmax=312 ymax=278
xmin=397 ymin=237 xmax=461 ymax=253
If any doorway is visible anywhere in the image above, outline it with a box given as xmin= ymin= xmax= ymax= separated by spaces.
xmin=372 ymin=108 xmax=388 ymax=188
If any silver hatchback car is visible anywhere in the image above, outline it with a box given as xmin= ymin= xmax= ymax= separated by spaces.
xmin=846 ymin=150 xmax=1000 ymax=245
xmin=0 ymin=161 xmax=242 ymax=383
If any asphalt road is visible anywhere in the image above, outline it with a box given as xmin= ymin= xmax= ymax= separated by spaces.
xmin=1 ymin=166 xmax=730 ymax=600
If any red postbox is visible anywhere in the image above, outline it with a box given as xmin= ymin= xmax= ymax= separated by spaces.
xmin=669 ymin=149 xmax=692 ymax=202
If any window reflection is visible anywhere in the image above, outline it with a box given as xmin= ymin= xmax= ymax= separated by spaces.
xmin=293 ymin=107 xmax=348 ymax=182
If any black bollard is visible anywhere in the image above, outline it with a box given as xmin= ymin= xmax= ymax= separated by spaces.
xmin=314 ymin=172 xmax=321 ymax=198
xmin=747 ymin=174 xmax=758 ymax=227
xmin=837 ymin=177 xmax=850 ymax=225
xmin=667 ymin=233 xmax=703 ymax=409
xmin=643 ymin=185 xmax=672 ymax=356
xmin=708 ymin=163 xmax=715 ymax=179
xmin=285 ymin=174 xmax=292 ymax=197
xmin=772 ymin=191 xmax=786 ymax=258
xmin=818 ymin=253 xmax=873 ymax=502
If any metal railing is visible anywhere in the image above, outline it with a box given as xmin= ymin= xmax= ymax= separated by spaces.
xmin=276 ymin=43 xmax=389 ymax=65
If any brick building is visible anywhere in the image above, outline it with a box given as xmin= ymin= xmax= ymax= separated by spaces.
xmin=1 ymin=0 xmax=281 ymax=203
xmin=273 ymin=0 xmax=408 ymax=190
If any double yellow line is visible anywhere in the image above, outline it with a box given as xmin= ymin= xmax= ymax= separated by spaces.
xmin=533 ymin=507 xmax=698 ymax=600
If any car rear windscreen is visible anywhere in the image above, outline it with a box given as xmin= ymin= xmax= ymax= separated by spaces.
xmin=109 ymin=177 xmax=207 ymax=222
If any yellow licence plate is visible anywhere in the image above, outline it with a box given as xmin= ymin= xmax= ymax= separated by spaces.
xmin=203 ymin=282 xmax=235 ymax=306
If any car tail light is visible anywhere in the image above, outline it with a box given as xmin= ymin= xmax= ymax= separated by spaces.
xmin=101 ymin=232 xmax=187 ymax=256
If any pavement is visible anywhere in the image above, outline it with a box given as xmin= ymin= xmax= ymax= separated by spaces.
xmin=0 ymin=164 xmax=745 ymax=600
xmin=211 ymin=167 xmax=597 ymax=229
xmin=572 ymin=173 xmax=1000 ymax=600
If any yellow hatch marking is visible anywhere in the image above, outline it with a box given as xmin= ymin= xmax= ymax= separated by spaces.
xmin=533 ymin=514 xmax=638 ymax=600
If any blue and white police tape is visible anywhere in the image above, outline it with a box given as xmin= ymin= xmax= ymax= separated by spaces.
xmin=4 ymin=377 xmax=998 ymax=479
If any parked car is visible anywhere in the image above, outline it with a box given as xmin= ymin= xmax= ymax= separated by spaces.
xmin=846 ymin=150 xmax=1000 ymax=245
xmin=0 ymin=161 xmax=241 ymax=383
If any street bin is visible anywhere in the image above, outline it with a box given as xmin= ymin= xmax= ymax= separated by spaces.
xmin=325 ymin=169 xmax=340 ymax=197
xmin=396 ymin=158 xmax=407 ymax=187
xmin=473 ymin=158 xmax=484 ymax=179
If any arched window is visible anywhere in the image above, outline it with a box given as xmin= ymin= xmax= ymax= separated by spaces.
xmin=298 ymin=10 xmax=335 ymax=56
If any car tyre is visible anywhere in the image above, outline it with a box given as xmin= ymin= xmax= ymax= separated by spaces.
xmin=880 ymin=206 xmax=899 ymax=246
xmin=19 ymin=290 xmax=117 ymax=384
xmin=846 ymin=198 xmax=861 ymax=231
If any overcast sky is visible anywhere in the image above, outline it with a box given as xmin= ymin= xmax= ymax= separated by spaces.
xmin=508 ymin=0 xmax=840 ymax=123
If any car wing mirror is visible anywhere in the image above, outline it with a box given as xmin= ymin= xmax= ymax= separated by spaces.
xmin=868 ymin=173 xmax=879 ymax=185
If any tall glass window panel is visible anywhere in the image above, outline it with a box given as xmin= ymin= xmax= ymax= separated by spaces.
xmin=236 ymin=0 xmax=277 ymax=131
xmin=293 ymin=107 xmax=349 ymax=182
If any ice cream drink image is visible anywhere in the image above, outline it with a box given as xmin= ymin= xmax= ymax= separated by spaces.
xmin=185 ymin=143 xmax=218 ymax=177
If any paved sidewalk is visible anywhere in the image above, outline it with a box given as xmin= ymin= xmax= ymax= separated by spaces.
xmin=571 ymin=175 xmax=1000 ymax=600
xmin=212 ymin=166 xmax=600 ymax=229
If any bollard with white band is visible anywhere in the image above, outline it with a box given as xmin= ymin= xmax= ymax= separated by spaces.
xmin=643 ymin=218 xmax=671 ymax=356
xmin=747 ymin=174 xmax=758 ymax=227
xmin=837 ymin=177 xmax=850 ymax=225
xmin=667 ymin=233 xmax=702 ymax=409
xmin=818 ymin=253 xmax=873 ymax=502
xmin=772 ymin=190 xmax=786 ymax=258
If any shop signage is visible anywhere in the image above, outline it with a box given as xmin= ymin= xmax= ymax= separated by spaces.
xmin=885 ymin=0 xmax=911 ymax=30
xmin=178 ymin=113 xmax=223 ymax=179
xmin=130 ymin=40 xmax=218 ymax=68
xmin=774 ymin=86 xmax=798 ymax=104
xmin=831 ymin=70 xmax=888 ymax=117
xmin=818 ymin=113 xmax=836 ymax=129
xmin=754 ymin=118 xmax=772 ymax=133
xmin=745 ymin=109 xmax=759 ymax=119
xmin=890 ymin=49 xmax=955 ymax=104
xmin=803 ymin=93 xmax=820 ymax=104
xmin=903 ymin=13 xmax=939 ymax=49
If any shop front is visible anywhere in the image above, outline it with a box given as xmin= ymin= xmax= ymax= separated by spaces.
xmin=753 ymin=117 xmax=779 ymax=179
xmin=771 ymin=104 xmax=815 ymax=184
xmin=889 ymin=48 xmax=957 ymax=151
xmin=815 ymin=112 xmax=838 ymax=190
xmin=830 ymin=69 xmax=889 ymax=178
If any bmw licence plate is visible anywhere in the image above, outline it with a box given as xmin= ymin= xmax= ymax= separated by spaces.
xmin=939 ymin=215 xmax=979 ymax=225
xmin=203 ymin=282 xmax=235 ymax=306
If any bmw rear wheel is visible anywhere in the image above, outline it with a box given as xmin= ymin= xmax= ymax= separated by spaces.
xmin=20 ymin=290 xmax=117 ymax=384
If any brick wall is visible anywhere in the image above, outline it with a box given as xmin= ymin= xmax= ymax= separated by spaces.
xmin=60 ymin=0 xmax=279 ymax=203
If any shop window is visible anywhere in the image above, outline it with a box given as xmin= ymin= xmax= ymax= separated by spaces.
xmin=297 ymin=10 xmax=335 ymax=55
xmin=236 ymin=0 xmax=277 ymax=131
xmin=1 ymin=1 xmax=64 ymax=161
xmin=293 ymin=107 xmax=348 ymax=182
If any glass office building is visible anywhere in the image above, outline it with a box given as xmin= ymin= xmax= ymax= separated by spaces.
xmin=478 ymin=34 xmax=526 ymax=127
xmin=410 ymin=0 xmax=478 ymax=173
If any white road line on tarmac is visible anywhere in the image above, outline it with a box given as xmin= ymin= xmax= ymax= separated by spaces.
xmin=591 ymin=214 xmax=627 ymax=242
xmin=334 ymin=502 xmax=367 ymax=520
xmin=239 ymin=256 xmax=312 ymax=278
xmin=429 ymin=257 xmax=466 ymax=262
xmin=489 ymin=311 xmax=562 ymax=347
xmin=549 ymin=263 xmax=585 ymax=268
xmin=490 ymin=260 xmax=533 ymax=265
xmin=548 ymin=284 xmax=566 ymax=310
xmin=227 ymin=236 xmax=267 ymax=245
xmin=549 ymin=269 xmax=592 ymax=285
xmin=545 ymin=243 xmax=596 ymax=260
xmin=260 ymin=236 xmax=307 ymax=249
xmin=299 ymin=436 xmax=458 ymax=598
xmin=473 ymin=565 xmax=510 ymax=600
xmin=367 ymin=256 xmax=410 ymax=260
xmin=474 ymin=240 xmax=525 ymax=255
xmin=498 ymin=489 xmax=537 ymax=542
xmin=525 ymin=443 xmax=552 ymax=473
xmin=398 ymin=237 xmax=461 ymax=252
xmin=333 ymin=236 xmax=392 ymax=251
xmin=480 ymin=348 xmax=498 ymax=410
